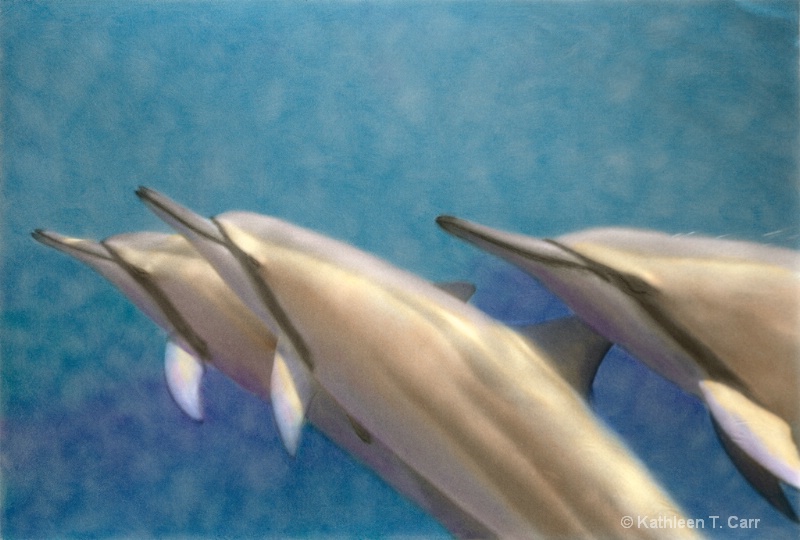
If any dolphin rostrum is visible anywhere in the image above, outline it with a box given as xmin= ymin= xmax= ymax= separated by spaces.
xmin=136 ymin=187 xmax=702 ymax=538
xmin=31 ymin=228 xmax=498 ymax=537
xmin=436 ymin=216 xmax=800 ymax=520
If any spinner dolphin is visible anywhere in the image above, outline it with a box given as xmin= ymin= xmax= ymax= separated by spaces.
xmin=436 ymin=216 xmax=800 ymax=520
xmin=133 ymin=187 xmax=701 ymax=539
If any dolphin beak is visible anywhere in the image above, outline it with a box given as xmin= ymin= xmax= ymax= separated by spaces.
xmin=436 ymin=215 xmax=534 ymax=254
xmin=436 ymin=215 xmax=574 ymax=267
xmin=31 ymin=229 xmax=110 ymax=261
xmin=136 ymin=187 xmax=225 ymax=245
xmin=435 ymin=215 xmax=473 ymax=241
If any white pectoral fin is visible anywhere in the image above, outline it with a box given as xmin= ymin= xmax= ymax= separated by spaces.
xmin=164 ymin=340 xmax=205 ymax=422
xmin=710 ymin=417 xmax=799 ymax=521
xmin=518 ymin=316 xmax=611 ymax=398
xmin=700 ymin=380 xmax=800 ymax=491
xmin=271 ymin=347 xmax=315 ymax=456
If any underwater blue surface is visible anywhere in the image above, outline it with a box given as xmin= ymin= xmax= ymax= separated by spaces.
xmin=2 ymin=0 xmax=799 ymax=538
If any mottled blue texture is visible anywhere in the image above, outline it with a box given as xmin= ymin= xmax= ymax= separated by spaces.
xmin=2 ymin=0 xmax=798 ymax=538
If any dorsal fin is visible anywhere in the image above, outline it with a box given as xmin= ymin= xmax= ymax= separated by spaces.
xmin=435 ymin=281 xmax=476 ymax=302
xmin=516 ymin=316 xmax=611 ymax=398
xmin=700 ymin=380 xmax=800 ymax=489
xmin=271 ymin=346 xmax=315 ymax=456
xmin=164 ymin=340 xmax=205 ymax=422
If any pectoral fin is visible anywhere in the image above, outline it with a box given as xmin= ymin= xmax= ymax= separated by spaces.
xmin=700 ymin=380 xmax=800 ymax=490
xmin=517 ymin=316 xmax=611 ymax=398
xmin=710 ymin=416 xmax=799 ymax=521
xmin=271 ymin=347 xmax=315 ymax=456
xmin=164 ymin=340 xmax=205 ymax=422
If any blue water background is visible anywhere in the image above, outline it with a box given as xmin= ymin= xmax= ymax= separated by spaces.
xmin=2 ymin=0 xmax=799 ymax=538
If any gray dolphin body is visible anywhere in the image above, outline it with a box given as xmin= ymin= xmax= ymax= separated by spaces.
xmin=436 ymin=216 xmax=800 ymax=519
xmin=31 ymin=228 xmax=494 ymax=537
xmin=135 ymin=187 xmax=702 ymax=539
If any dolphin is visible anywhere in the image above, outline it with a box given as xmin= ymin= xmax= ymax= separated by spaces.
xmin=435 ymin=216 xmax=800 ymax=520
xmin=31 ymin=228 xmax=496 ymax=537
xmin=136 ymin=186 xmax=702 ymax=539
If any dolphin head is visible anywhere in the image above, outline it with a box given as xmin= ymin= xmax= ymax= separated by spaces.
xmin=31 ymin=227 xmax=276 ymax=417
xmin=136 ymin=188 xmax=315 ymax=360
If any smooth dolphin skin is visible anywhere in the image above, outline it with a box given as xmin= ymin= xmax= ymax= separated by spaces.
xmin=137 ymin=187 xmax=702 ymax=539
xmin=30 ymin=228 xmax=495 ymax=538
xmin=436 ymin=216 xmax=800 ymax=520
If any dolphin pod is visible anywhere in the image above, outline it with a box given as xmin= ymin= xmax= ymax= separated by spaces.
xmin=37 ymin=186 xmax=794 ymax=537
xmin=436 ymin=215 xmax=800 ymax=522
